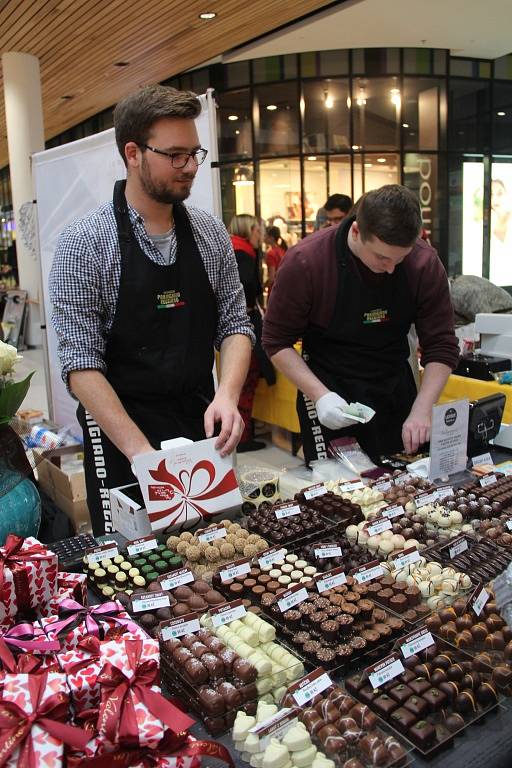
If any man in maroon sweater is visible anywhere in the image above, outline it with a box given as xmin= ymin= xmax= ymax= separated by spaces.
xmin=262 ymin=185 xmax=460 ymax=464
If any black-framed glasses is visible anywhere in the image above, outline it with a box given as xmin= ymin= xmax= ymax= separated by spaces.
xmin=139 ymin=143 xmax=208 ymax=169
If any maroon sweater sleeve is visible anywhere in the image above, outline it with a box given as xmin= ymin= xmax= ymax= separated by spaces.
xmin=404 ymin=240 xmax=460 ymax=370
xmin=262 ymin=227 xmax=338 ymax=357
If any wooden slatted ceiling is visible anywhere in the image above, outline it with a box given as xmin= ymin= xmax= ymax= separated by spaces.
xmin=0 ymin=0 xmax=333 ymax=169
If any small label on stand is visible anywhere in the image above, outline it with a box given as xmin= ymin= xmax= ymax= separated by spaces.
xmin=366 ymin=517 xmax=393 ymax=536
xmin=435 ymin=486 xmax=453 ymax=500
xmin=400 ymin=627 xmax=435 ymax=659
xmin=287 ymin=668 xmax=332 ymax=707
xmin=381 ymin=504 xmax=405 ymax=520
xmin=209 ymin=599 xmax=246 ymax=626
xmin=249 ymin=708 xmax=299 ymax=749
xmin=274 ymin=502 xmax=302 ymax=520
xmin=480 ymin=473 xmax=497 ymax=488
xmin=277 ymin=583 xmax=309 ymax=612
xmin=390 ymin=547 xmax=421 ymax=570
xmin=415 ymin=492 xmax=438 ymax=507
xmin=469 ymin=583 xmax=490 ymax=617
xmin=351 ymin=560 xmax=384 ymax=584
xmin=374 ymin=479 xmax=392 ymax=492
xmin=126 ymin=536 xmax=158 ymax=556
xmin=158 ymin=568 xmax=195 ymax=591
xmin=367 ymin=653 xmax=405 ymax=690
xmin=160 ymin=613 xmax=200 ymax=640
xmin=314 ymin=545 xmax=343 ymax=559
xmin=472 ymin=452 xmax=493 ymax=467
xmin=303 ymin=483 xmax=327 ymax=500
xmin=314 ymin=566 xmax=347 ymax=593
xmin=339 ymin=480 xmax=365 ymax=493
xmin=197 ymin=524 xmax=227 ymax=543
xmin=219 ymin=558 xmax=251 ymax=583
xmin=506 ymin=519 xmax=512 ymax=532
xmin=131 ymin=591 xmax=170 ymax=613
xmin=257 ymin=547 xmax=287 ymax=568
xmin=85 ymin=542 xmax=119 ymax=564
xmin=448 ymin=536 xmax=469 ymax=559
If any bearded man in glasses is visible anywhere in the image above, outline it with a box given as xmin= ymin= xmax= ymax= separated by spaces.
xmin=50 ymin=85 xmax=253 ymax=535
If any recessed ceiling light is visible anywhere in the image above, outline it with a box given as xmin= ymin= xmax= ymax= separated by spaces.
xmin=266 ymin=104 xmax=277 ymax=111
xmin=352 ymin=145 xmax=359 ymax=150
xmin=377 ymin=157 xmax=386 ymax=163
xmin=497 ymin=111 xmax=506 ymax=116
xmin=235 ymin=130 xmax=240 ymax=135
xmin=402 ymin=123 xmax=409 ymax=128
xmin=307 ymin=156 xmax=317 ymax=161
xmin=228 ymin=115 xmax=238 ymax=121
xmin=114 ymin=61 xmax=130 ymax=67
xmin=199 ymin=11 xmax=216 ymax=19
xmin=60 ymin=95 xmax=73 ymax=100
xmin=365 ymin=163 xmax=373 ymax=167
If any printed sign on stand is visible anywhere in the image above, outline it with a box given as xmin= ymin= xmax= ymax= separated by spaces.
xmin=429 ymin=399 xmax=469 ymax=481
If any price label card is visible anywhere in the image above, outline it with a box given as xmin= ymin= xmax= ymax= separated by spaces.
xmin=448 ymin=536 xmax=469 ymax=559
xmin=506 ymin=519 xmax=512 ymax=532
xmin=366 ymin=517 xmax=392 ymax=536
xmin=469 ymin=583 xmax=490 ymax=617
xmin=257 ymin=547 xmax=287 ymax=569
xmin=392 ymin=472 xmax=412 ymax=485
xmin=160 ymin=613 xmax=200 ymax=640
xmin=287 ymin=668 xmax=332 ymax=707
xmin=339 ymin=480 xmax=365 ymax=493
xmin=219 ymin=558 xmax=251 ymax=583
xmin=435 ymin=487 xmax=453 ymax=501
xmin=126 ymin=536 xmax=159 ymax=557
xmin=374 ymin=479 xmax=392 ymax=492
xmin=85 ymin=542 xmax=119 ymax=565
xmin=210 ymin=599 xmax=246 ymax=626
xmin=314 ymin=545 xmax=343 ymax=559
xmin=158 ymin=568 xmax=195 ymax=591
xmin=131 ymin=591 xmax=170 ymax=613
xmin=274 ymin=502 xmax=302 ymax=520
xmin=277 ymin=584 xmax=309 ymax=613
xmin=314 ymin=566 xmax=347 ymax=593
xmin=480 ymin=473 xmax=498 ymax=488
xmin=249 ymin=708 xmax=298 ymax=750
xmin=381 ymin=504 xmax=405 ymax=520
xmin=473 ymin=452 xmax=494 ymax=468
xmin=351 ymin=560 xmax=384 ymax=584
xmin=400 ymin=627 xmax=435 ymax=659
xmin=415 ymin=492 xmax=438 ymax=507
xmin=367 ymin=653 xmax=405 ymax=690
xmin=390 ymin=547 xmax=421 ymax=570
xmin=303 ymin=483 xmax=327 ymax=500
xmin=197 ymin=524 xmax=227 ymax=544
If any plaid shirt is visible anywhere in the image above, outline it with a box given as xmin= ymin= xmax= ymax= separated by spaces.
xmin=49 ymin=201 xmax=254 ymax=387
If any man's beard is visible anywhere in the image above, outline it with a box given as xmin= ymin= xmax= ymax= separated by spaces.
xmin=140 ymin=156 xmax=193 ymax=204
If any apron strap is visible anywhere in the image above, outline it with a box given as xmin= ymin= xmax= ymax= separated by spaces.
xmin=113 ymin=179 xmax=132 ymax=245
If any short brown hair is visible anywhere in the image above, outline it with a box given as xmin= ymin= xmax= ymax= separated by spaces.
xmin=113 ymin=85 xmax=201 ymax=165
xmin=356 ymin=184 xmax=422 ymax=246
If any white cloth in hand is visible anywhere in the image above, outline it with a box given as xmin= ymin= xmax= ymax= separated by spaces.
xmin=315 ymin=392 xmax=358 ymax=430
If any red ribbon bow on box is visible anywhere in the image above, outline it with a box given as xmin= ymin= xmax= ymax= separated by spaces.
xmin=0 ymin=638 xmax=46 ymax=676
xmin=96 ymin=638 xmax=195 ymax=748
xmin=2 ymin=623 xmax=60 ymax=654
xmin=0 ymin=671 xmax=88 ymax=767
xmin=76 ymin=736 xmax=234 ymax=767
xmin=49 ymin=600 xmax=140 ymax=642
xmin=65 ymin=636 xmax=102 ymax=676
xmin=147 ymin=459 xmax=238 ymax=526
xmin=0 ymin=535 xmax=55 ymax=613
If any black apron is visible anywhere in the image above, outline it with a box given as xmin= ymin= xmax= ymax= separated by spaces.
xmin=297 ymin=216 xmax=417 ymax=465
xmin=78 ymin=180 xmax=217 ymax=534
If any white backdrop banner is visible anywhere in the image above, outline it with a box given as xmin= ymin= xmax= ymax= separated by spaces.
xmin=33 ymin=92 xmax=220 ymax=430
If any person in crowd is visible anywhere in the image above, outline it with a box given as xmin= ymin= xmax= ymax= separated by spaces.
xmin=50 ymin=85 xmax=253 ymax=535
xmin=262 ymin=184 xmax=459 ymax=464
xmin=323 ymin=193 xmax=353 ymax=226
xmin=229 ymin=214 xmax=276 ymax=452
xmin=264 ymin=224 xmax=287 ymax=299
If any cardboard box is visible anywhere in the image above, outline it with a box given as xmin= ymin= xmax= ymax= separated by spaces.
xmin=36 ymin=447 xmax=91 ymax=533
xmin=110 ymin=483 xmax=153 ymax=539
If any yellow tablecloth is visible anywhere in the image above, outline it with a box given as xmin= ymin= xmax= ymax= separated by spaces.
xmin=438 ymin=374 xmax=512 ymax=423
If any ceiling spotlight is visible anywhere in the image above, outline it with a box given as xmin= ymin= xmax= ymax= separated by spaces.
xmin=402 ymin=123 xmax=409 ymax=128
xmin=497 ymin=111 xmax=506 ymax=116
xmin=377 ymin=157 xmax=386 ymax=163
xmin=235 ymin=130 xmax=240 ymax=135
xmin=307 ymin=156 xmax=317 ymax=161
xmin=352 ymin=145 xmax=359 ymax=150
xmin=364 ymin=163 xmax=373 ymax=167
xmin=356 ymin=87 xmax=366 ymax=107
xmin=266 ymin=104 xmax=277 ymax=111
xmin=228 ymin=115 xmax=238 ymax=121
xmin=199 ymin=11 xmax=216 ymax=19
xmin=390 ymin=87 xmax=401 ymax=106
xmin=324 ymin=90 xmax=334 ymax=109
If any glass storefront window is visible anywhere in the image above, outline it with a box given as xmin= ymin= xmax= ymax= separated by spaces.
xmin=259 ymin=159 xmax=301 ymax=244
xmin=364 ymin=153 xmax=400 ymax=193
xmin=490 ymin=159 xmax=512 ymax=287
xmin=225 ymin=61 xmax=250 ymax=88
xmin=220 ymin=164 xmax=255 ymax=228
xmin=217 ymin=89 xmax=252 ymax=161
xmin=493 ymin=82 xmax=512 ymax=153
xmin=449 ymin=79 xmax=491 ymax=152
xmin=403 ymin=153 xmax=442 ymax=249
xmin=253 ymin=57 xmax=281 ymax=83
xmin=255 ymin=83 xmax=299 ymax=156
xmin=352 ymin=77 xmax=400 ymax=150
xmin=302 ymin=79 xmax=350 ymax=154
xmin=403 ymin=78 xmax=443 ymax=151
xmin=329 ymin=156 xmax=353 ymax=201
xmin=404 ymin=49 xmax=432 ymax=75
xmin=352 ymin=48 xmax=400 ymax=75
xmin=303 ymin=157 xmax=327 ymax=234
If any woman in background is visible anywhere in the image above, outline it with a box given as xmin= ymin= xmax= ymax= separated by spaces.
xmin=229 ymin=215 xmax=276 ymax=452
xmin=264 ymin=225 xmax=287 ymax=300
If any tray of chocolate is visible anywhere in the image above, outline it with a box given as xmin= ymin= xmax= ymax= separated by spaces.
xmin=365 ymin=553 xmax=473 ymax=626
xmin=462 ymin=473 xmax=512 ymax=514
xmin=281 ymin=673 xmax=413 ymax=768
xmin=345 ymin=636 xmax=503 ymax=755
xmin=293 ymin=487 xmax=365 ymax=528
xmin=292 ymin=537 xmax=375 ymax=575
xmin=243 ymin=498 xmax=342 ymax=547
xmin=425 ymin=535 xmax=512 ymax=582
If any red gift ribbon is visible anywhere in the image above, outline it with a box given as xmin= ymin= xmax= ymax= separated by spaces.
xmin=77 ymin=735 xmax=234 ymax=767
xmin=0 ymin=535 xmax=55 ymax=614
xmin=2 ymin=623 xmax=60 ymax=653
xmin=48 ymin=600 xmax=140 ymax=642
xmin=64 ymin=636 xmax=102 ymax=676
xmin=96 ymin=638 xmax=195 ymax=748
xmin=147 ymin=458 xmax=238 ymax=526
xmin=0 ymin=638 xmax=45 ymax=675
xmin=0 ymin=671 xmax=89 ymax=767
